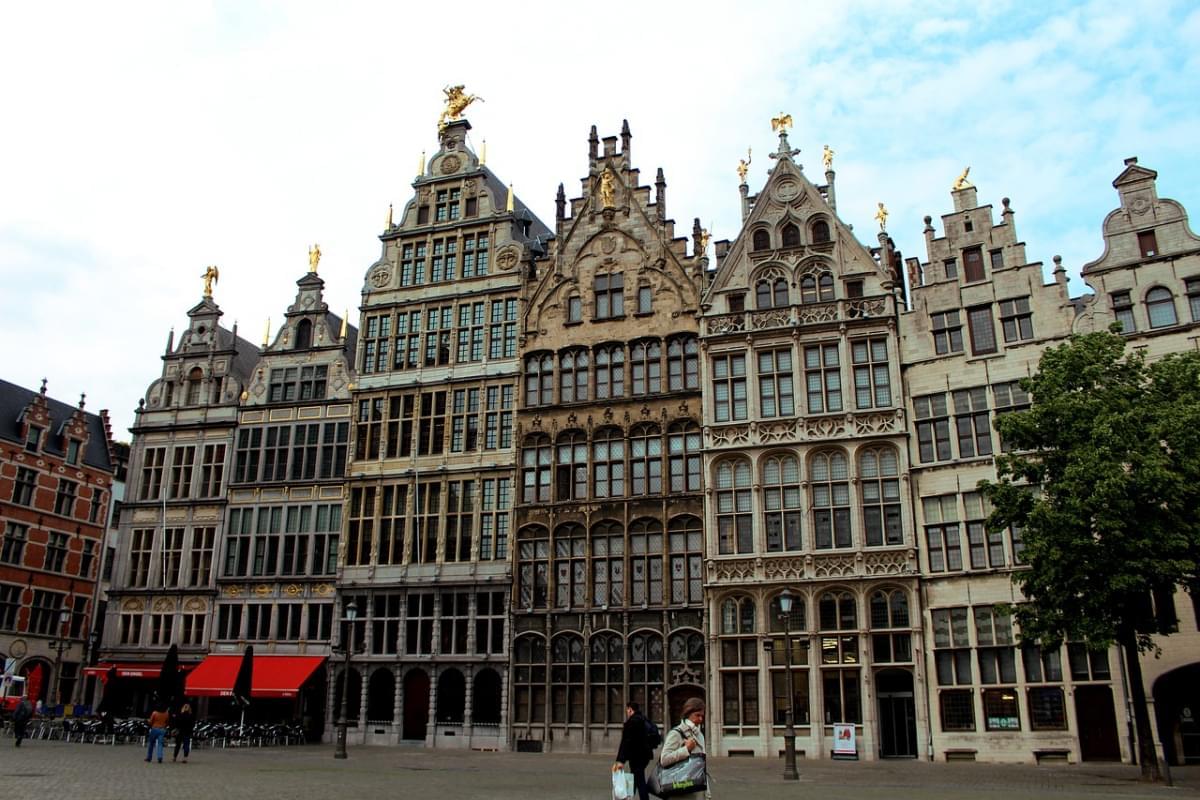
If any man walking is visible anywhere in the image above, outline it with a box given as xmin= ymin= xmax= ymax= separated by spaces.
xmin=613 ymin=701 xmax=656 ymax=800
xmin=11 ymin=694 xmax=32 ymax=746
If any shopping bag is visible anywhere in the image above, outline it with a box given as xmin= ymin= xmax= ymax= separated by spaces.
xmin=648 ymin=753 xmax=707 ymax=797
xmin=612 ymin=770 xmax=635 ymax=800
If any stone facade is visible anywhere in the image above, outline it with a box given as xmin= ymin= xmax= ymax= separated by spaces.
xmin=336 ymin=118 xmax=545 ymax=749
xmin=510 ymin=122 xmax=708 ymax=754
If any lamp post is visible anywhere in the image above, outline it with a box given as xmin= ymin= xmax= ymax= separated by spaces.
xmin=778 ymin=589 xmax=799 ymax=781
xmin=51 ymin=608 xmax=71 ymax=711
xmin=334 ymin=604 xmax=357 ymax=760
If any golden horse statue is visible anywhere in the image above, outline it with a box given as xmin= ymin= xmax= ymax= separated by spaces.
xmin=439 ymin=85 xmax=483 ymax=129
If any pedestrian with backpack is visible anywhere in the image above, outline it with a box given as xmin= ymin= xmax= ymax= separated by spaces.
xmin=613 ymin=701 xmax=659 ymax=800
xmin=11 ymin=695 xmax=33 ymax=747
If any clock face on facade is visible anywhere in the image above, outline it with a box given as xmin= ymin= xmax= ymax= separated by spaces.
xmin=8 ymin=639 xmax=27 ymax=658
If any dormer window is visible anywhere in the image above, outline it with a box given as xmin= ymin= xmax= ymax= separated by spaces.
xmin=295 ymin=319 xmax=313 ymax=350
xmin=24 ymin=425 xmax=42 ymax=453
xmin=1138 ymin=230 xmax=1159 ymax=258
xmin=66 ymin=440 xmax=80 ymax=465
xmin=781 ymin=223 xmax=800 ymax=248
xmin=752 ymin=229 xmax=771 ymax=251
xmin=186 ymin=367 xmax=204 ymax=405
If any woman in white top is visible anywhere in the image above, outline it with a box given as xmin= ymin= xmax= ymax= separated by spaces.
xmin=659 ymin=697 xmax=709 ymax=797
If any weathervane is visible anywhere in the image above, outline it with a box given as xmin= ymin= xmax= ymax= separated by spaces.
xmin=771 ymin=112 xmax=793 ymax=132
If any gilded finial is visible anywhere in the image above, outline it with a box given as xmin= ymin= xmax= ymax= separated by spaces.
xmin=737 ymin=148 xmax=752 ymax=184
xmin=201 ymin=265 xmax=219 ymax=297
xmin=953 ymin=167 xmax=973 ymax=191
xmin=770 ymin=112 xmax=793 ymax=133
xmin=262 ymin=318 xmax=271 ymax=347
xmin=480 ymin=139 xmax=487 ymax=166
xmin=875 ymin=202 xmax=889 ymax=232
xmin=386 ymin=204 xmax=393 ymax=228
xmin=506 ymin=183 xmax=514 ymax=212
xmin=823 ymin=145 xmax=835 ymax=172
xmin=438 ymin=84 xmax=483 ymax=130
xmin=340 ymin=310 xmax=348 ymax=340
xmin=308 ymin=244 xmax=321 ymax=273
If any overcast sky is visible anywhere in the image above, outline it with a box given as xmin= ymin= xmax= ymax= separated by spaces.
xmin=2 ymin=1 xmax=1197 ymax=438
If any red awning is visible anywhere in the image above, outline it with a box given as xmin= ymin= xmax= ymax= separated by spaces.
xmin=184 ymin=655 xmax=326 ymax=699
xmin=83 ymin=663 xmax=195 ymax=680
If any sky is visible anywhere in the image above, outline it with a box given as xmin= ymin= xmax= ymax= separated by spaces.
xmin=2 ymin=1 xmax=1197 ymax=438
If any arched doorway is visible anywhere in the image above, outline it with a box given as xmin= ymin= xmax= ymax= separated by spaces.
xmin=875 ymin=668 xmax=917 ymax=758
xmin=667 ymin=685 xmax=704 ymax=728
xmin=367 ymin=668 xmax=395 ymax=722
xmin=332 ymin=667 xmax=361 ymax=721
xmin=436 ymin=669 xmax=465 ymax=724
xmin=403 ymin=668 xmax=430 ymax=740
xmin=472 ymin=668 xmax=502 ymax=726
xmin=1153 ymin=663 xmax=1200 ymax=765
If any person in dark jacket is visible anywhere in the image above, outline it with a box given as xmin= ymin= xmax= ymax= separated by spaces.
xmin=172 ymin=703 xmax=195 ymax=763
xmin=613 ymin=701 xmax=654 ymax=800
xmin=11 ymin=695 xmax=33 ymax=747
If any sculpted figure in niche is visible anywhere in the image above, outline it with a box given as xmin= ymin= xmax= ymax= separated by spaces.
xmin=600 ymin=170 xmax=616 ymax=208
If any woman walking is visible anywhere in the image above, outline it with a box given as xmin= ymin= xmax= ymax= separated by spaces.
xmin=145 ymin=705 xmax=169 ymax=763
xmin=172 ymin=703 xmax=195 ymax=763
xmin=659 ymin=698 xmax=709 ymax=798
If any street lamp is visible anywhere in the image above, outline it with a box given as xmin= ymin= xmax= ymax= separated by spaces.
xmin=334 ymin=604 xmax=357 ymax=760
xmin=778 ymin=589 xmax=799 ymax=781
xmin=51 ymin=608 xmax=71 ymax=711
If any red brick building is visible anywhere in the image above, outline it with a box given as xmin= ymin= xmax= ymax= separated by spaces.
xmin=0 ymin=379 xmax=116 ymax=708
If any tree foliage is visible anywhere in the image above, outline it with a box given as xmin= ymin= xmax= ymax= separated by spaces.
xmin=981 ymin=329 xmax=1200 ymax=652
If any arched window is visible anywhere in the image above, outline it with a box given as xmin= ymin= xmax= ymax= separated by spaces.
xmin=553 ymin=523 xmax=586 ymax=609
xmin=524 ymin=353 xmax=554 ymax=407
xmin=472 ymin=668 xmax=502 ymax=725
xmin=294 ymin=319 xmax=313 ymax=350
xmin=512 ymin=634 xmax=547 ymax=723
xmin=819 ymin=590 xmax=857 ymax=630
xmin=630 ymin=518 xmax=664 ymax=604
xmin=668 ymin=630 xmax=705 ymax=668
xmin=591 ymin=520 xmax=625 ymax=607
xmin=667 ymin=515 xmax=703 ymax=604
xmin=593 ymin=427 xmax=625 ymax=498
xmin=559 ymin=349 xmax=589 ymax=403
xmin=630 ymin=423 xmax=663 ymax=495
xmin=516 ymin=525 xmax=549 ymax=609
xmin=1146 ymin=287 xmax=1178 ymax=328
xmin=629 ymin=631 xmax=665 ymax=723
xmin=782 ymin=223 xmax=801 ymax=248
xmin=718 ymin=596 xmax=758 ymax=730
xmin=589 ymin=632 xmax=624 ymax=723
xmin=767 ymin=593 xmax=811 ymax=724
xmin=870 ymin=589 xmax=912 ymax=663
xmin=756 ymin=278 xmax=789 ymax=309
xmin=667 ymin=421 xmax=702 ymax=492
xmin=716 ymin=458 xmax=753 ymax=555
xmin=333 ymin=667 xmax=362 ymax=721
xmin=667 ymin=336 xmax=699 ymax=390
xmin=819 ymin=272 xmax=835 ymax=301
xmin=595 ymin=344 xmax=625 ymax=399
xmin=811 ymin=451 xmax=851 ymax=549
xmin=753 ymin=229 xmax=771 ymax=251
xmin=555 ymin=431 xmax=587 ymax=501
xmin=811 ymin=219 xmax=831 ymax=243
xmin=367 ymin=668 xmax=395 ymax=722
xmin=550 ymin=633 xmax=585 ymax=723
xmin=762 ymin=454 xmax=802 ymax=552
xmin=818 ymin=590 xmax=861 ymax=722
xmin=860 ymin=447 xmax=902 ymax=546
xmin=521 ymin=435 xmax=551 ymax=503
xmin=631 ymin=340 xmax=662 ymax=395
xmin=186 ymin=367 xmax=204 ymax=405
xmin=436 ymin=668 xmax=466 ymax=723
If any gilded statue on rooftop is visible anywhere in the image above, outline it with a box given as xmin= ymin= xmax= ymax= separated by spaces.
xmin=737 ymin=148 xmax=752 ymax=184
xmin=823 ymin=144 xmax=835 ymax=171
xmin=439 ymin=85 xmax=483 ymax=129
xmin=771 ymin=112 xmax=793 ymax=132
xmin=953 ymin=167 xmax=973 ymax=191
xmin=875 ymin=202 xmax=889 ymax=232
xmin=308 ymin=243 xmax=321 ymax=272
xmin=201 ymin=265 xmax=219 ymax=297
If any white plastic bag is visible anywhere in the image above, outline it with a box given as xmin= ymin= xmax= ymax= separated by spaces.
xmin=612 ymin=770 xmax=635 ymax=800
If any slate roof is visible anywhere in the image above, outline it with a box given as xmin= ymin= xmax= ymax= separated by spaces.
xmin=0 ymin=378 xmax=113 ymax=472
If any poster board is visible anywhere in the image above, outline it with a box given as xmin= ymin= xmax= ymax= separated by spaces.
xmin=832 ymin=724 xmax=858 ymax=759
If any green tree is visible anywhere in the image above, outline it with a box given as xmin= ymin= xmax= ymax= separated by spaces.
xmin=981 ymin=329 xmax=1200 ymax=781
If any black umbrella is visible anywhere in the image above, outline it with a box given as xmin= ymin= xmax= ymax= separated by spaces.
xmin=232 ymin=645 xmax=254 ymax=709
xmin=156 ymin=644 xmax=180 ymax=710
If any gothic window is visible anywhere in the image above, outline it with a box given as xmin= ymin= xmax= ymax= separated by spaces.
xmin=667 ymin=421 xmax=702 ymax=493
xmin=752 ymin=229 xmax=771 ymax=251
xmin=757 ymin=348 xmax=795 ymax=417
xmin=553 ymin=523 xmax=587 ymax=609
xmin=712 ymin=352 xmax=747 ymax=422
xmin=595 ymin=272 xmax=625 ymax=319
xmin=521 ymin=435 xmax=552 ymax=503
xmin=550 ymin=633 xmax=585 ymax=723
xmin=781 ymin=223 xmax=801 ymax=248
xmin=668 ymin=515 xmax=703 ymax=604
xmin=595 ymin=344 xmax=625 ymax=400
xmin=513 ymin=634 xmax=547 ymax=723
xmin=870 ymin=589 xmax=912 ymax=663
xmin=860 ymin=447 xmax=902 ymax=546
xmin=592 ymin=427 xmax=625 ymax=498
xmin=811 ymin=219 xmax=831 ymax=243
xmin=589 ymin=632 xmax=624 ymax=724
xmin=762 ymin=454 xmax=802 ymax=552
xmin=755 ymin=279 xmax=788 ymax=309
xmin=811 ymin=450 xmax=851 ymax=549
xmin=559 ymin=349 xmax=589 ymax=403
xmin=630 ymin=423 xmax=663 ymax=495
xmin=591 ymin=520 xmax=625 ymax=607
xmin=554 ymin=431 xmax=588 ymax=501
xmin=716 ymin=458 xmax=753 ymax=555
xmin=719 ymin=596 xmax=758 ymax=730
xmin=818 ymin=590 xmax=861 ymax=722
xmin=629 ymin=518 xmax=665 ymax=605
xmin=631 ymin=340 xmax=662 ymax=395
xmin=804 ymin=343 xmax=842 ymax=413
xmin=524 ymin=353 xmax=554 ymax=407
xmin=767 ymin=592 xmax=810 ymax=725
xmin=1146 ymin=287 xmax=1178 ymax=328
xmin=629 ymin=631 xmax=665 ymax=723
xmin=667 ymin=336 xmax=699 ymax=391
xmin=517 ymin=525 xmax=550 ymax=610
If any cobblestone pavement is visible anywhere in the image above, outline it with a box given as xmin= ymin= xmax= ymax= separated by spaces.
xmin=1 ymin=740 xmax=1197 ymax=800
